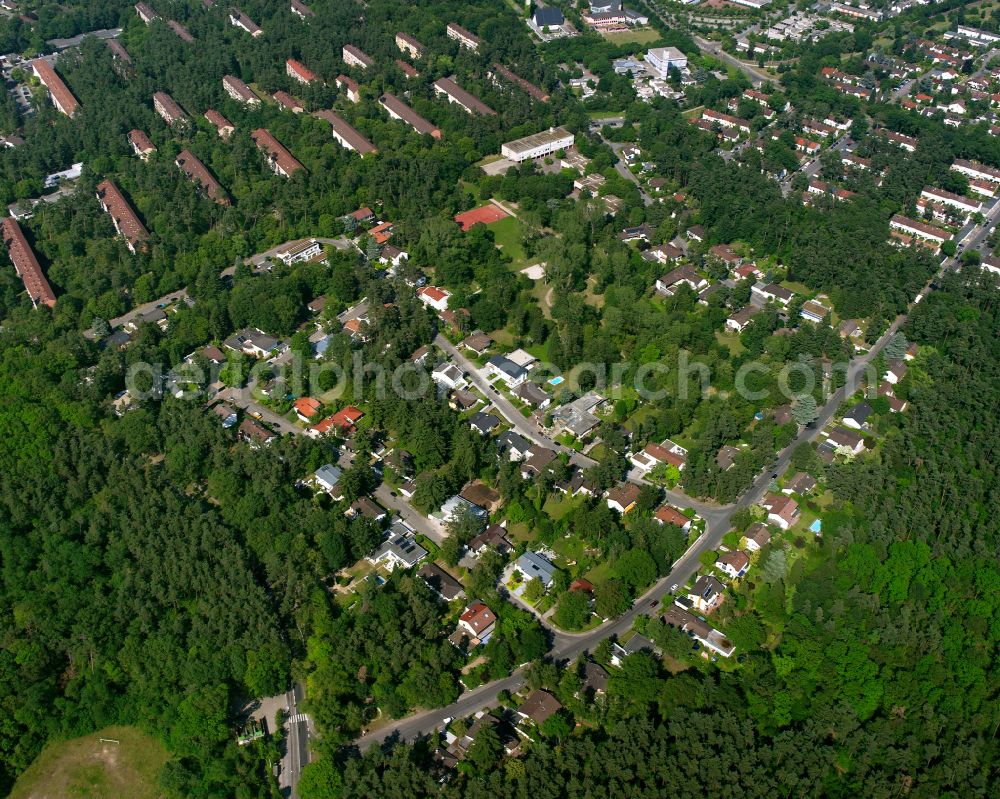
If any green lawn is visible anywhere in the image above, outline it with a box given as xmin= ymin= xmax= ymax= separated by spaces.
xmin=543 ymin=493 xmax=584 ymax=521
xmin=601 ymin=28 xmax=661 ymax=45
xmin=9 ymin=726 xmax=169 ymax=799
xmin=490 ymin=215 xmax=529 ymax=269
xmin=715 ymin=330 xmax=746 ymax=356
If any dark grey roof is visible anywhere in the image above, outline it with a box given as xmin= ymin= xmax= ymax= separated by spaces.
xmin=534 ymin=7 xmax=564 ymax=26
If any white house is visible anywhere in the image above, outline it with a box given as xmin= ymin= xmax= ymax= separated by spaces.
xmin=417 ymin=285 xmax=450 ymax=311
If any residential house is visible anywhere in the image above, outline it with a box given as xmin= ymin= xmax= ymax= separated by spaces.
xmin=630 ymin=442 xmax=685 ymax=473
xmin=497 ymin=430 xmax=532 ymax=461
xmin=223 ymin=328 xmax=279 ymax=358
xmin=468 ymin=525 xmax=513 ymax=557
xmin=716 ymin=445 xmax=741 ymax=472
xmin=662 ymin=605 xmax=735 ymax=658
xmin=513 ymin=381 xmax=550 ymax=409
xmin=800 ymin=300 xmax=830 ymax=323
xmin=610 ymin=634 xmax=655 ymax=667
xmin=211 ymin=401 xmax=238 ymax=429
xmin=456 ymin=602 xmax=497 ymax=644
xmin=515 ymin=551 xmax=557 ymax=589
xmin=687 ymin=575 xmax=726 ymax=613
xmin=742 ymin=522 xmax=771 ymax=552
xmin=128 ymin=129 xmax=156 ymax=160
xmin=606 ymin=482 xmax=641 ymax=514
xmin=294 ymin=397 xmax=322 ymax=423
xmin=782 ymin=472 xmax=817 ymax=495
xmin=368 ymin=528 xmax=427 ymax=571
xmin=432 ymin=362 xmax=467 ymax=391
xmin=418 ymin=285 xmax=450 ymax=311
xmin=469 ymin=411 xmax=500 ymax=435
xmin=655 ymin=266 xmax=709 ymax=295
xmin=517 ymin=690 xmax=561 ymax=728
xmin=752 ymin=282 xmax=794 ymax=306
xmin=843 ymin=402 xmax=872 ymax=429
xmin=726 ymin=305 xmax=760 ymax=333
xmin=763 ymin=493 xmax=800 ymax=529
xmin=826 ymin=425 xmax=865 ymax=455
xmin=313 ymin=464 xmax=343 ymax=497
xmin=654 ymin=505 xmax=691 ymax=531
xmin=433 ymin=495 xmax=488 ymax=525
xmin=839 ymin=319 xmax=861 ymax=339
xmin=461 ymin=330 xmax=492 ymax=355
xmin=449 ymin=389 xmax=479 ymax=412
xmin=336 ymin=75 xmax=360 ymax=103
xmin=715 ymin=551 xmax=750 ymax=580
xmin=884 ymin=359 xmax=907 ymax=384
xmin=238 ymin=418 xmax=276 ymax=446
xmin=550 ymin=392 xmax=605 ymax=439
xmin=484 ymin=355 xmax=528 ymax=388
xmin=347 ymin=496 xmax=387 ymax=523
xmin=411 ymin=564 xmax=464 ymax=607
xmin=520 ymin=445 xmax=558 ymax=478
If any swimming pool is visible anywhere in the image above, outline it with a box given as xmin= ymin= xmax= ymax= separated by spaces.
xmin=810 ymin=519 xmax=822 ymax=534
xmin=548 ymin=376 xmax=564 ymax=386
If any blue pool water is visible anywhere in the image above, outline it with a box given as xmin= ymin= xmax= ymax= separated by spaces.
xmin=810 ymin=519 xmax=822 ymax=534
xmin=548 ymin=376 xmax=564 ymax=386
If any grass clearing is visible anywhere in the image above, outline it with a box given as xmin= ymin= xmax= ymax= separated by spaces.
xmin=601 ymin=28 xmax=661 ymax=45
xmin=490 ymin=215 xmax=529 ymax=269
xmin=715 ymin=330 xmax=746 ymax=356
xmin=9 ymin=725 xmax=169 ymax=799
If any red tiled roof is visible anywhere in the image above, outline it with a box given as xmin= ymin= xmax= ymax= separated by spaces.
xmin=379 ymin=93 xmax=441 ymax=138
xmin=95 ymin=179 xmax=149 ymax=251
xmin=655 ymin=505 xmax=689 ymax=527
xmin=491 ymin=63 xmax=548 ymax=102
xmin=331 ymin=405 xmax=364 ymax=428
xmin=294 ymin=397 xmax=321 ymax=418
xmin=204 ymin=109 xmax=234 ymax=135
xmin=418 ymin=285 xmax=448 ymax=303
xmin=286 ymin=57 xmax=320 ymax=83
xmin=2 ymin=218 xmax=56 ymax=308
xmin=31 ymin=59 xmax=79 ymax=116
xmin=128 ymin=129 xmax=155 ymax=153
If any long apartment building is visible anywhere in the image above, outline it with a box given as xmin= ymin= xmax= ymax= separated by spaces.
xmin=395 ymin=32 xmax=425 ymax=59
xmin=286 ymin=58 xmax=320 ymax=85
xmin=128 ymin=129 xmax=156 ymax=160
xmin=343 ymin=44 xmax=374 ymax=70
xmin=31 ymin=59 xmax=79 ymax=117
xmin=432 ymin=77 xmax=496 ymax=116
xmin=951 ymin=158 xmax=1000 ymax=185
xmin=2 ymin=218 xmax=56 ymax=308
xmin=251 ymin=129 xmax=305 ymax=177
xmin=490 ymin=64 xmax=549 ymax=102
xmin=919 ymin=186 xmax=982 ymax=216
xmin=135 ymin=2 xmax=159 ymax=23
xmin=313 ymin=110 xmax=377 ymax=156
xmin=379 ymin=93 xmax=441 ymax=139
xmin=175 ymin=149 xmax=229 ymax=205
xmin=290 ymin=0 xmax=314 ymax=19
xmin=890 ymin=214 xmax=952 ymax=245
xmin=96 ymin=179 xmax=150 ymax=253
xmin=153 ymin=91 xmax=188 ymax=127
xmin=229 ymin=9 xmax=262 ymax=37
xmin=205 ymin=109 xmax=234 ymax=139
xmin=223 ymin=75 xmax=260 ymax=106
xmin=447 ymin=22 xmax=480 ymax=51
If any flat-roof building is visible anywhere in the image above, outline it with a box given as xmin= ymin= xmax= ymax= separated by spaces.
xmin=95 ymin=179 xmax=149 ymax=253
xmin=645 ymin=46 xmax=688 ymax=77
xmin=501 ymin=126 xmax=574 ymax=162
xmin=313 ymin=109 xmax=377 ymax=155
xmin=379 ymin=93 xmax=441 ymax=138
xmin=2 ymin=218 xmax=56 ymax=308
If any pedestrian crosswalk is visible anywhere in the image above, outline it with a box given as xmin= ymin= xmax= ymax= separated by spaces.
xmin=289 ymin=713 xmax=308 ymax=724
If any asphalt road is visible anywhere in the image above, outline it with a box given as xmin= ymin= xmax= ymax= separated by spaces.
xmin=692 ymin=35 xmax=772 ymax=86
xmin=281 ymin=684 xmax=309 ymax=799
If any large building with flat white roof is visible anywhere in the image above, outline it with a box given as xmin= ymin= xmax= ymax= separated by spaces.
xmin=645 ymin=47 xmax=687 ymax=77
xmin=501 ymin=126 xmax=574 ymax=162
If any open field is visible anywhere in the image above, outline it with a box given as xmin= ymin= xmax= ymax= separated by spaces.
xmin=9 ymin=726 xmax=169 ymax=799
xmin=601 ymin=28 xmax=661 ymax=45
xmin=489 ymin=215 xmax=529 ymax=268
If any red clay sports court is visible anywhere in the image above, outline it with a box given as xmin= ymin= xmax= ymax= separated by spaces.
xmin=453 ymin=203 xmax=509 ymax=231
